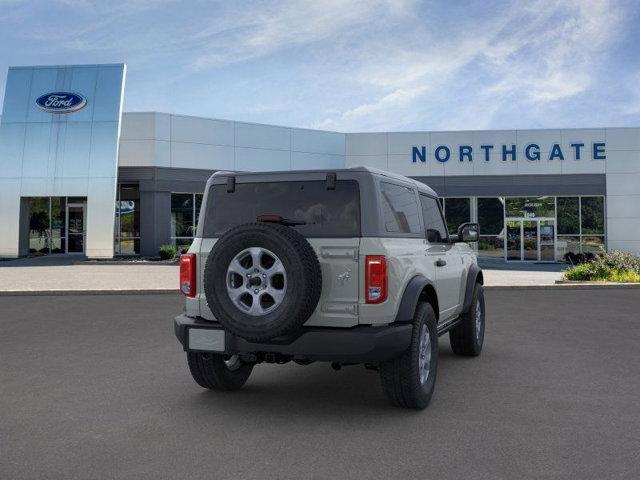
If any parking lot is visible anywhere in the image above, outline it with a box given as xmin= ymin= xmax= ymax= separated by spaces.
xmin=1 ymin=289 xmax=639 ymax=479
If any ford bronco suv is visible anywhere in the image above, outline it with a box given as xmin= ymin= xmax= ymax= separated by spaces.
xmin=174 ymin=167 xmax=484 ymax=409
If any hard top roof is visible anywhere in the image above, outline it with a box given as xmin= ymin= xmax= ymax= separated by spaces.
xmin=209 ymin=166 xmax=438 ymax=197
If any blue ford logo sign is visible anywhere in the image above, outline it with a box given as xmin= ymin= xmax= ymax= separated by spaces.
xmin=35 ymin=92 xmax=87 ymax=114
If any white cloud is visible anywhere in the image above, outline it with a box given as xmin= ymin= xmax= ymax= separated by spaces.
xmin=315 ymin=0 xmax=625 ymax=130
xmin=2 ymin=0 xmax=630 ymax=131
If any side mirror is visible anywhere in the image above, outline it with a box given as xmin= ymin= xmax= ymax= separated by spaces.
xmin=457 ymin=222 xmax=479 ymax=243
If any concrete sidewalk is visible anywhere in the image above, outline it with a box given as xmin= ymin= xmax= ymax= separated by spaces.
xmin=0 ymin=257 xmax=177 ymax=294
xmin=478 ymin=257 xmax=565 ymax=286
xmin=0 ymin=255 xmax=567 ymax=294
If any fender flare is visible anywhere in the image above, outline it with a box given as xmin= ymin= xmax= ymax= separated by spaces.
xmin=461 ymin=264 xmax=483 ymax=313
xmin=394 ymin=275 xmax=437 ymax=323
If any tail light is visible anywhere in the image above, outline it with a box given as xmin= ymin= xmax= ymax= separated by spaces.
xmin=179 ymin=254 xmax=197 ymax=297
xmin=365 ymin=255 xmax=387 ymax=304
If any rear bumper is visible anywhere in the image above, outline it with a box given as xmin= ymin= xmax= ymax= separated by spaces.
xmin=174 ymin=314 xmax=412 ymax=363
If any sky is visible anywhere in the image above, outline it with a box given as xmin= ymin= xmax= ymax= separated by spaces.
xmin=0 ymin=0 xmax=639 ymax=132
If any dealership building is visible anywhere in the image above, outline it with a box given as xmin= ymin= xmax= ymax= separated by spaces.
xmin=1 ymin=63 xmax=639 ymax=261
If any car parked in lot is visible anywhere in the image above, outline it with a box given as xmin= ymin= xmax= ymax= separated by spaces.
xmin=174 ymin=167 xmax=485 ymax=409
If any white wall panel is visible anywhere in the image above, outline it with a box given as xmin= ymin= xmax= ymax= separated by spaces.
xmin=606 ymin=195 xmax=640 ymax=218
xmin=120 ymin=113 xmax=157 ymax=140
xmin=607 ymin=240 xmax=640 ymax=255
xmin=387 ymin=132 xmax=429 ymax=156
xmin=606 ymin=173 xmax=640 ymax=195
xmin=346 ymin=133 xmax=387 ymax=156
xmin=472 ymin=152 xmax=517 ymax=176
xmin=235 ymin=122 xmax=290 ymax=150
xmin=118 ymin=139 xmax=159 ymax=167
xmin=235 ymin=147 xmax=290 ymax=171
xmin=605 ymin=150 xmax=640 ymax=174
xmin=346 ymin=154 xmax=387 ymax=170
xmin=516 ymin=129 xmax=562 ymax=152
xmin=606 ymin=218 xmax=640 ymax=243
xmin=291 ymin=128 xmax=344 ymax=155
xmin=290 ymin=152 xmax=343 ymax=170
xmin=171 ymin=115 xmax=234 ymax=146
xmin=606 ymin=128 xmax=640 ymax=151
xmin=560 ymin=129 xmax=606 ymax=156
xmin=170 ymin=142 xmax=234 ymax=170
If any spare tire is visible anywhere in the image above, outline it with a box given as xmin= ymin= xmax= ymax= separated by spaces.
xmin=203 ymin=222 xmax=322 ymax=342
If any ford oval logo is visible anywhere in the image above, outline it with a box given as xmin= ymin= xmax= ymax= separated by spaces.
xmin=35 ymin=92 xmax=87 ymax=114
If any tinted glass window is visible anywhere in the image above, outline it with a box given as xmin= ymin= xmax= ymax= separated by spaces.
xmin=171 ymin=193 xmax=194 ymax=238
xmin=380 ymin=182 xmax=421 ymax=234
xmin=557 ymin=197 xmax=579 ymax=234
xmin=204 ymin=180 xmax=360 ymax=237
xmin=420 ymin=195 xmax=448 ymax=243
xmin=581 ymin=197 xmax=605 ymax=234
xmin=506 ymin=196 xmax=555 ymax=218
xmin=444 ymin=197 xmax=471 ymax=234
xmin=478 ymin=197 xmax=504 ymax=235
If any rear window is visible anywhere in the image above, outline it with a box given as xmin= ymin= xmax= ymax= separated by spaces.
xmin=203 ymin=180 xmax=360 ymax=238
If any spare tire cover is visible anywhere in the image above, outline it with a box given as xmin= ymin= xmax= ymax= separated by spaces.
xmin=204 ymin=222 xmax=322 ymax=342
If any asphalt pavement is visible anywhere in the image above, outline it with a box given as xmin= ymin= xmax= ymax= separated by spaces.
xmin=1 ymin=290 xmax=639 ymax=479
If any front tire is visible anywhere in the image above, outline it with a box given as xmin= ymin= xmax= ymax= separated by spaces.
xmin=379 ymin=302 xmax=438 ymax=409
xmin=187 ymin=352 xmax=253 ymax=391
xmin=449 ymin=283 xmax=485 ymax=356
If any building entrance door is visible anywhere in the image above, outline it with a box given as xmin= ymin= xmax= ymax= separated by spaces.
xmin=505 ymin=218 xmax=556 ymax=261
xmin=66 ymin=203 xmax=86 ymax=254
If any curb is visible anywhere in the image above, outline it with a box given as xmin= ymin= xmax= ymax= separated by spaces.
xmin=0 ymin=289 xmax=179 ymax=296
xmin=2 ymin=284 xmax=640 ymax=296
xmin=486 ymin=283 xmax=640 ymax=290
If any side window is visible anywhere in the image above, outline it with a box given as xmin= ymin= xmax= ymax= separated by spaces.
xmin=380 ymin=182 xmax=421 ymax=234
xmin=420 ymin=195 xmax=448 ymax=243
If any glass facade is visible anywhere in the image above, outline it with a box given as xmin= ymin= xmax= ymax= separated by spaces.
xmin=442 ymin=198 xmax=471 ymax=235
xmin=440 ymin=195 xmax=606 ymax=261
xmin=477 ymin=197 xmax=504 ymax=258
xmin=27 ymin=197 xmax=86 ymax=255
xmin=114 ymin=184 xmax=140 ymax=255
xmin=171 ymin=193 xmax=203 ymax=252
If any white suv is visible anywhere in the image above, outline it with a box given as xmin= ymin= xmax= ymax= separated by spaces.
xmin=174 ymin=167 xmax=485 ymax=409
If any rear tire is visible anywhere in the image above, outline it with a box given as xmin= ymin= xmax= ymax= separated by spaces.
xmin=379 ymin=302 xmax=438 ymax=409
xmin=449 ymin=283 xmax=485 ymax=356
xmin=187 ymin=352 xmax=253 ymax=391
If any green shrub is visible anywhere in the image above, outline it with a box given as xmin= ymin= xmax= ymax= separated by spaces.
xmin=564 ymin=250 xmax=640 ymax=282
xmin=159 ymin=244 xmax=177 ymax=260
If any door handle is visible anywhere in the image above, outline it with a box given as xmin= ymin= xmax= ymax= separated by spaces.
xmin=435 ymin=259 xmax=447 ymax=267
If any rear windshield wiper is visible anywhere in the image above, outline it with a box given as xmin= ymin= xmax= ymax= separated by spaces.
xmin=256 ymin=215 xmax=307 ymax=227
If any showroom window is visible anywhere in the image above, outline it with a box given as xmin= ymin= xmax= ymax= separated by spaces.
xmin=171 ymin=193 xmax=203 ymax=251
xmin=442 ymin=197 xmax=471 ymax=235
xmin=27 ymin=197 xmax=86 ymax=255
xmin=556 ymin=196 xmax=605 ymax=258
xmin=114 ymin=184 xmax=140 ymax=255
xmin=477 ymin=197 xmax=504 ymax=258
xmin=505 ymin=196 xmax=555 ymax=218
xmin=28 ymin=197 xmax=65 ymax=254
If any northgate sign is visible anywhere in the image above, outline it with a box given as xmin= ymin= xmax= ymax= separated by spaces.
xmin=411 ymin=142 xmax=606 ymax=163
